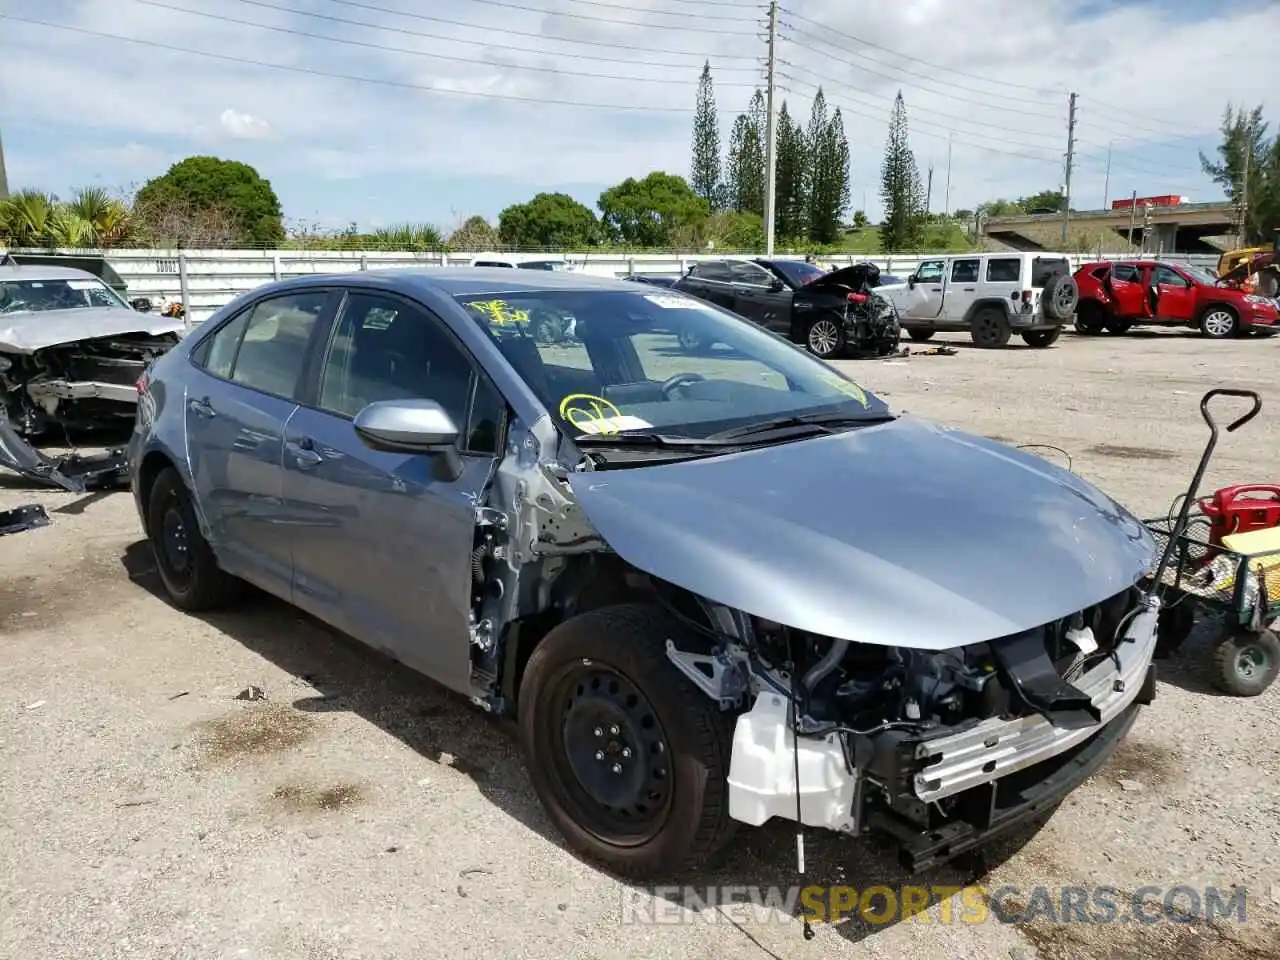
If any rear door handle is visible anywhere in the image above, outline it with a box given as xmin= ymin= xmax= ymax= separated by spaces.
xmin=962 ymin=287 xmax=976 ymax=292
xmin=285 ymin=438 xmax=324 ymax=468
xmin=188 ymin=397 xmax=216 ymax=419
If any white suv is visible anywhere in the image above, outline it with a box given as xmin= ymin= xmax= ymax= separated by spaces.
xmin=468 ymin=253 xmax=575 ymax=271
xmin=881 ymin=252 xmax=1079 ymax=348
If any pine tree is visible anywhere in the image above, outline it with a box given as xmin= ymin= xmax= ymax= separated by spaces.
xmin=726 ymin=90 xmax=765 ymax=216
xmin=808 ymin=108 xmax=850 ymax=245
xmin=804 ymin=90 xmax=829 ymax=240
xmin=690 ymin=62 xmax=722 ymax=210
xmin=879 ymin=91 xmax=925 ymax=252
xmin=774 ymin=101 xmax=808 ymax=242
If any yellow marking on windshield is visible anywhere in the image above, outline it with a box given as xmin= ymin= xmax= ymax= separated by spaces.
xmin=466 ymin=299 xmax=530 ymax=327
xmin=559 ymin=393 xmax=624 ymax=435
xmin=819 ymin=374 xmax=869 ymax=408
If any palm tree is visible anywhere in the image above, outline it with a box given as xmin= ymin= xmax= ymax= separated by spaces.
xmin=66 ymin=186 xmax=131 ymax=247
xmin=0 ymin=189 xmax=58 ymax=247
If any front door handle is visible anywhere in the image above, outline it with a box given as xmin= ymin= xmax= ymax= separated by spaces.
xmin=962 ymin=287 xmax=976 ymax=292
xmin=285 ymin=438 xmax=323 ymax=469
xmin=188 ymin=397 xmax=216 ymax=419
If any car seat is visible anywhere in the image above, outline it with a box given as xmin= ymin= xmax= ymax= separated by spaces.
xmin=495 ymin=334 xmax=550 ymax=398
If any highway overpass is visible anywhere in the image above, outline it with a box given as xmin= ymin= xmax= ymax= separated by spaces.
xmin=982 ymin=201 xmax=1236 ymax=253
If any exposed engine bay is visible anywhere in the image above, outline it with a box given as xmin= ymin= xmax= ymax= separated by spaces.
xmin=1 ymin=332 xmax=179 ymax=436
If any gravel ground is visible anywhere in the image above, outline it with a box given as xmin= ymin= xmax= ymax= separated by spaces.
xmin=2 ymin=327 xmax=1280 ymax=960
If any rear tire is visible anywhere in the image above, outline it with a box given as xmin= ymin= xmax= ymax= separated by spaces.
xmin=146 ymin=468 xmax=241 ymax=611
xmin=1074 ymin=303 xmax=1104 ymax=334
xmin=1199 ymin=306 xmax=1239 ymax=339
xmin=1104 ymin=319 xmax=1134 ymax=335
xmin=971 ymin=307 xmax=1012 ymax=348
xmin=518 ymin=604 xmax=737 ymax=880
xmin=1021 ymin=328 xmax=1061 ymax=348
xmin=906 ymin=329 xmax=934 ymax=342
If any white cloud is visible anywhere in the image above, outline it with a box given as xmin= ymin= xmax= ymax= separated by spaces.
xmin=218 ymin=108 xmax=272 ymax=140
xmin=3 ymin=0 xmax=1278 ymax=222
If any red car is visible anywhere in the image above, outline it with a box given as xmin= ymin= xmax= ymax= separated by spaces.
xmin=1073 ymin=259 xmax=1280 ymax=339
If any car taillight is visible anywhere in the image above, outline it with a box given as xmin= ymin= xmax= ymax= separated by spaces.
xmin=847 ymin=292 xmax=868 ymax=303
xmin=135 ymin=370 xmax=149 ymax=395
xmin=1021 ymin=290 xmax=1033 ymax=302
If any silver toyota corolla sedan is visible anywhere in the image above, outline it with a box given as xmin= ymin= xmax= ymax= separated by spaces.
xmin=128 ymin=268 xmax=1160 ymax=880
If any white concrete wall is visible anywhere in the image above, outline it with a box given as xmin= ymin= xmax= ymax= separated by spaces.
xmin=6 ymin=247 xmax=1221 ymax=326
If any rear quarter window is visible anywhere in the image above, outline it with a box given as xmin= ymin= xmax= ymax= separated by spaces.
xmin=985 ymin=258 xmax=1021 ymax=282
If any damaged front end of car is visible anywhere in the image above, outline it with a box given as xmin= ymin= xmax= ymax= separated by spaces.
xmin=793 ymin=261 xmax=902 ymax=356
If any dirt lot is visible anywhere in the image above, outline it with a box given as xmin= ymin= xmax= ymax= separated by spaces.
xmin=3 ymin=327 xmax=1280 ymax=960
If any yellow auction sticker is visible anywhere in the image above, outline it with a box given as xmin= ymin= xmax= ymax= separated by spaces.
xmin=559 ymin=393 xmax=624 ymax=435
xmin=819 ymin=373 xmax=868 ymax=407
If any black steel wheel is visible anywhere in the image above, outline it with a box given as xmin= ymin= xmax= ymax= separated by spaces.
xmin=518 ymin=604 xmax=736 ymax=880
xmin=971 ymin=307 xmax=1012 ymax=348
xmin=146 ymin=467 xmax=241 ymax=611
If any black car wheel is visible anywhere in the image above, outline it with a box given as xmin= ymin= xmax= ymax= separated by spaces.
xmin=146 ymin=467 xmax=241 ymax=611
xmin=1103 ymin=319 xmax=1134 ymax=335
xmin=1074 ymin=302 xmax=1105 ymax=334
xmin=971 ymin=307 xmax=1012 ymax=348
xmin=805 ymin=317 xmax=846 ymax=359
xmin=518 ymin=604 xmax=736 ymax=880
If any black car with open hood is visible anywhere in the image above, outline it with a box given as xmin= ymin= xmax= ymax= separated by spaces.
xmin=790 ymin=261 xmax=901 ymax=360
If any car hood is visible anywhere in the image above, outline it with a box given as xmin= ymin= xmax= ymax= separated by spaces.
xmin=566 ymin=416 xmax=1155 ymax=650
xmin=0 ymin=307 xmax=186 ymax=354
xmin=805 ymin=263 xmax=878 ymax=291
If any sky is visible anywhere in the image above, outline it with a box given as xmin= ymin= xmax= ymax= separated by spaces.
xmin=2 ymin=0 xmax=1278 ymax=235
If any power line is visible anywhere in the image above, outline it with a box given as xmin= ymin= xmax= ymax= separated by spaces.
xmin=563 ymin=0 xmax=762 ymax=9
xmin=415 ymin=0 xmax=758 ymax=34
xmin=317 ymin=0 xmax=762 ymax=61
xmin=780 ymin=8 xmax=1063 ymax=101
xmin=542 ymin=0 xmax=761 ymax=22
xmin=780 ymin=29 xmax=1063 ymax=121
xmin=0 ymin=14 xmax=720 ymax=113
xmin=782 ymin=63 xmax=1063 ymax=147
xmin=135 ymin=0 xmax=760 ymax=87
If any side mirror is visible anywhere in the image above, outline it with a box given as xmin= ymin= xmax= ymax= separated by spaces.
xmin=131 ymin=297 xmax=153 ymax=313
xmin=353 ymin=399 xmax=463 ymax=481
xmin=907 ymin=275 xmax=917 ymax=288
xmin=768 ymin=278 xmax=786 ymax=292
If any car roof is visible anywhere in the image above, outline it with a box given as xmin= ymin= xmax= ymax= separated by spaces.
xmin=0 ymin=264 xmax=102 ymax=282
xmin=275 ymin=266 xmax=638 ymax=297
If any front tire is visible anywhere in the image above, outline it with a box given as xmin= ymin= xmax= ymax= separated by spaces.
xmin=1199 ymin=307 xmax=1239 ymax=339
xmin=971 ymin=307 xmax=1012 ymax=348
xmin=1021 ymin=328 xmax=1061 ymax=348
xmin=518 ymin=604 xmax=736 ymax=880
xmin=146 ymin=468 xmax=240 ymax=611
xmin=805 ymin=316 xmax=847 ymax=359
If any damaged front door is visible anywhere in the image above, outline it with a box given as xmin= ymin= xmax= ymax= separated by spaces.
xmin=279 ymin=291 xmax=506 ymax=695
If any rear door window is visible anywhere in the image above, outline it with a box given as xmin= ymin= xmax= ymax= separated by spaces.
xmin=950 ymin=259 xmax=980 ymax=283
xmin=195 ymin=291 xmax=329 ymax=400
xmin=690 ymin=261 xmax=731 ymax=282
xmin=1031 ymin=257 xmax=1070 ymax=287
xmin=1111 ymin=264 xmax=1142 ymax=283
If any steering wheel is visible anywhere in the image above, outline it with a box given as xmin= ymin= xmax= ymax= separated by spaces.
xmin=660 ymin=371 xmax=706 ymax=399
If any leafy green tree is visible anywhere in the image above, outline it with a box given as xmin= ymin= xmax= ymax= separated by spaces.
xmin=1200 ymin=103 xmax=1276 ymax=244
xmin=976 ymin=198 xmax=1024 ymax=218
xmin=448 ymin=214 xmax=499 ymax=251
xmin=690 ymin=61 xmax=722 ymax=210
xmin=498 ymin=192 xmax=599 ymax=249
xmin=774 ymin=101 xmax=808 ymax=242
xmin=598 ymin=171 xmax=708 ymax=247
xmin=952 ymin=208 xmax=974 ymax=221
xmin=135 ymin=156 xmax=284 ymax=246
xmin=726 ymin=90 xmax=765 ymax=216
xmin=1018 ymin=189 xmax=1065 ymax=214
xmin=851 ymin=210 xmax=869 ymax=229
xmin=879 ymin=91 xmax=925 ymax=251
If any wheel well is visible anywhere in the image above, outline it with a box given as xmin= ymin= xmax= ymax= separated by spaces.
xmin=965 ymin=299 xmax=1012 ymax=323
xmin=135 ymin=451 xmax=178 ymax=535
xmin=1077 ymin=299 xmax=1108 ymax=321
xmin=497 ymin=556 xmax=659 ymax=710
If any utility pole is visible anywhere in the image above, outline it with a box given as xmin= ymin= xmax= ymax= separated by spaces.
xmin=943 ymin=133 xmax=953 ymax=216
xmin=925 ymin=164 xmax=933 ymax=215
xmin=1060 ymin=92 xmax=1077 ymax=246
xmin=1239 ymin=146 xmax=1250 ymax=248
xmin=762 ymin=0 xmax=779 ymax=256
xmin=1102 ymin=141 xmax=1111 ymax=209
xmin=0 ymin=128 xmax=8 ymax=199
xmin=1126 ymin=189 xmax=1137 ymax=249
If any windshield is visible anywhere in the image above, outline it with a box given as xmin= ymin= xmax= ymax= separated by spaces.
xmin=768 ymin=260 xmax=827 ymax=286
xmin=1181 ymin=264 xmax=1219 ymax=286
xmin=0 ymin=276 xmax=130 ymax=315
xmin=455 ymin=289 xmax=889 ymax=441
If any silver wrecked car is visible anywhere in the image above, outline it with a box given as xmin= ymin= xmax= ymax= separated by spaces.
xmin=127 ymin=268 xmax=1160 ymax=879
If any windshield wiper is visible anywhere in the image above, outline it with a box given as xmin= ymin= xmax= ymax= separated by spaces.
xmin=707 ymin=410 xmax=897 ymax=441
xmin=571 ymin=431 xmax=744 ymax=449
